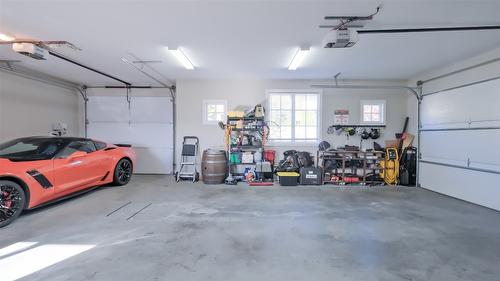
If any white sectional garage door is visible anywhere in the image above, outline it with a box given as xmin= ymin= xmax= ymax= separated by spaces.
xmin=420 ymin=78 xmax=500 ymax=211
xmin=87 ymin=95 xmax=174 ymax=174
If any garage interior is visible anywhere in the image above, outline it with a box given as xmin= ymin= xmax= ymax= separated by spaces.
xmin=1 ymin=1 xmax=500 ymax=280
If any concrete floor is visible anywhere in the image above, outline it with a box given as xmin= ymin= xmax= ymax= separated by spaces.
xmin=1 ymin=175 xmax=500 ymax=281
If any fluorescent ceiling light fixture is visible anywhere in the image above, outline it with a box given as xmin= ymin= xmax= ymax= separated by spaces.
xmin=288 ymin=47 xmax=310 ymax=70
xmin=0 ymin=33 xmax=15 ymax=42
xmin=168 ymin=47 xmax=195 ymax=70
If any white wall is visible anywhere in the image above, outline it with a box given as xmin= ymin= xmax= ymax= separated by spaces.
xmin=176 ymin=79 xmax=412 ymax=167
xmin=0 ymin=70 xmax=81 ymax=142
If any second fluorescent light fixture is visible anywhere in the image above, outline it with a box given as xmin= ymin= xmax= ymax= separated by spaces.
xmin=288 ymin=47 xmax=310 ymax=70
xmin=168 ymin=47 xmax=195 ymax=70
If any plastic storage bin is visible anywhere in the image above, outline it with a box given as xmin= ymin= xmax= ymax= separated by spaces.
xmin=277 ymin=172 xmax=300 ymax=186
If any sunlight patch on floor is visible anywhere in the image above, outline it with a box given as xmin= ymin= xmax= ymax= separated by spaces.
xmin=0 ymin=243 xmax=95 ymax=281
xmin=0 ymin=242 xmax=38 ymax=258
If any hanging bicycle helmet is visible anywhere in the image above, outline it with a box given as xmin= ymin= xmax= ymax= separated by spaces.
xmin=370 ymin=128 xmax=381 ymax=139
xmin=361 ymin=129 xmax=370 ymax=140
xmin=346 ymin=127 xmax=356 ymax=136
xmin=318 ymin=141 xmax=331 ymax=151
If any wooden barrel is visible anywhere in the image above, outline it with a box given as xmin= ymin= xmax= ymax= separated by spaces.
xmin=202 ymin=149 xmax=228 ymax=184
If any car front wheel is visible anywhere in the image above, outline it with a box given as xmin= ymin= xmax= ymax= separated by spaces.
xmin=0 ymin=180 xmax=26 ymax=228
xmin=113 ymin=159 xmax=133 ymax=186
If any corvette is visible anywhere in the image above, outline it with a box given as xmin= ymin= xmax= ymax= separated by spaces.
xmin=0 ymin=136 xmax=136 ymax=227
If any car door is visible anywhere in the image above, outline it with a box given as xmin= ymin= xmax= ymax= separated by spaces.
xmin=53 ymin=140 xmax=103 ymax=195
xmin=92 ymin=140 xmax=113 ymax=169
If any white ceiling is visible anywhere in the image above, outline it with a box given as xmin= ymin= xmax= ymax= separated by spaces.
xmin=1 ymin=0 xmax=500 ymax=86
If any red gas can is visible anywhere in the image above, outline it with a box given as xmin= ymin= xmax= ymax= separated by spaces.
xmin=264 ymin=150 xmax=276 ymax=164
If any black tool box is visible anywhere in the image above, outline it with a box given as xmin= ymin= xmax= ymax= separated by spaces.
xmin=299 ymin=167 xmax=323 ymax=185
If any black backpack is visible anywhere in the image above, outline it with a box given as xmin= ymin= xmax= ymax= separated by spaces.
xmin=400 ymin=147 xmax=417 ymax=186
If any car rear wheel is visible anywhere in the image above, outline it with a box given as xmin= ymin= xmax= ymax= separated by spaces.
xmin=0 ymin=180 xmax=26 ymax=228
xmin=113 ymin=158 xmax=133 ymax=186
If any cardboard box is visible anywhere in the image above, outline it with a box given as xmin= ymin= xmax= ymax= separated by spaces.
xmin=228 ymin=111 xmax=245 ymax=118
xmin=241 ymin=152 xmax=254 ymax=164
xmin=385 ymin=140 xmax=399 ymax=148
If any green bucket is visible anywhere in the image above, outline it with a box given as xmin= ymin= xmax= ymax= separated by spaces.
xmin=230 ymin=153 xmax=241 ymax=164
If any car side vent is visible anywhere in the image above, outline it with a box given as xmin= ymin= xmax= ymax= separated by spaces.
xmin=114 ymin=144 xmax=132 ymax=147
xmin=104 ymin=147 xmax=117 ymax=151
xmin=101 ymin=171 xmax=110 ymax=181
xmin=27 ymin=170 xmax=53 ymax=188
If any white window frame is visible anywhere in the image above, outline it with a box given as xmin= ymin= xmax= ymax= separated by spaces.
xmin=360 ymin=100 xmax=386 ymax=125
xmin=203 ymin=99 xmax=227 ymax=125
xmin=266 ymin=89 xmax=322 ymax=144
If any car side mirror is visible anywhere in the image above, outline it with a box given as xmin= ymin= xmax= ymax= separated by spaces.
xmin=68 ymin=151 xmax=87 ymax=160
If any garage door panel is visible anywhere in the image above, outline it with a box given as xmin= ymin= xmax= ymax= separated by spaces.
xmin=87 ymin=96 xmax=129 ymax=123
xmin=87 ymin=123 xmax=133 ymax=144
xmin=131 ymin=97 xmax=173 ymax=123
xmin=87 ymin=95 xmax=173 ymax=174
xmin=421 ymin=120 xmax=500 ymax=130
xmin=133 ymin=147 xmax=173 ymax=174
xmin=128 ymin=123 xmax=173 ymax=148
xmin=421 ymin=130 xmax=500 ymax=168
xmin=420 ymin=76 xmax=500 ymax=211
xmin=420 ymin=163 xmax=500 ymax=210
xmin=421 ymin=79 xmax=500 ymax=129
xmin=89 ymin=123 xmax=172 ymax=148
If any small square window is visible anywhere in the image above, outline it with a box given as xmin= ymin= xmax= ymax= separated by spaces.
xmin=361 ymin=100 xmax=385 ymax=124
xmin=203 ymin=100 xmax=227 ymax=124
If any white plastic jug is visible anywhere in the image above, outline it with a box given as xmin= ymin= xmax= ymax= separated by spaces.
xmin=254 ymin=150 xmax=262 ymax=162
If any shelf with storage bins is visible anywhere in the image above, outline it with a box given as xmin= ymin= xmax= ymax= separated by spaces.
xmin=227 ymin=115 xmax=271 ymax=181
xmin=317 ymin=150 xmax=385 ymax=185
xmin=228 ymin=116 xmax=265 ymax=121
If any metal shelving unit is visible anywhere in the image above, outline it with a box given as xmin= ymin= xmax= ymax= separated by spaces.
xmin=318 ymin=150 xmax=385 ymax=185
xmin=227 ymin=116 xmax=266 ymax=177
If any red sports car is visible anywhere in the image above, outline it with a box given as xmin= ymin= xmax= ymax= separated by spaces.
xmin=0 ymin=137 xmax=136 ymax=227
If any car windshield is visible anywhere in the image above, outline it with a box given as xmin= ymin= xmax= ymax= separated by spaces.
xmin=0 ymin=138 xmax=68 ymax=161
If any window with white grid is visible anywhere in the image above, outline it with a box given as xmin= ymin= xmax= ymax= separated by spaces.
xmin=203 ymin=100 xmax=227 ymax=124
xmin=267 ymin=90 xmax=321 ymax=143
xmin=361 ymin=100 xmax=385 ymax=124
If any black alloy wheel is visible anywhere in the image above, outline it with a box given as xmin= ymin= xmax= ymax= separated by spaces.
xmin=113 ymin=159 xmax=133 ymax=186
xmin=0 ymin=180 xmax=26 ymax=228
